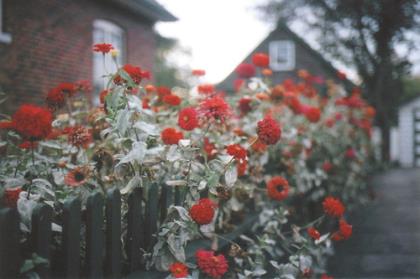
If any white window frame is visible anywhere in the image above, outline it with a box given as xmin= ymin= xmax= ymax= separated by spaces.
xmin=0 ymin=0 xmax=12 ymax=43
xmin=269 ymin=40 xmax=295 ymax=71
xmin=92 ymin=19 xmax=125 ymax=91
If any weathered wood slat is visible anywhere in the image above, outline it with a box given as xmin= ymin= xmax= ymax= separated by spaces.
xmin=106 ymin=188 xmax=122 ymax=278
xmin=126 ymin=187 xmax=143 ymax=272
xmin=174 ymin=187 xmax=182 ymax=206
xmin=62 ymin=197 xmax=81 ymax=278
xmin=86 ymin=192 xmax=104 ymax=278
xmin=0 ymin=208 xmax=20 ymax=278
xmin=145 ymin=183 xmax=159 ymax=249
xmin=160 ymin=185 xmax=173 ymax=222
xmin=32 ymin=204 xmax=52 ymax=278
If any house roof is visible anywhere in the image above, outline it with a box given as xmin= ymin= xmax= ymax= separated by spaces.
xmin=109 ymin=0 xmax=177 ymax=22
xmin=218 ymin=21 xmax=354 ymax=91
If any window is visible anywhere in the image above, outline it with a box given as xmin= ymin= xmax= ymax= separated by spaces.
xmin=269 ymin=40 xmax=295 ymax=71
xmin=0 ymin=0 xmax=12 ymax=43
xmin=92 ymin=19 xmax=125 ymax=90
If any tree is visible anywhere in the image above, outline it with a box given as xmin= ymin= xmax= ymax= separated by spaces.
xmin=154 ymin=34 xmax=192 ymax=88
xmin=258 ymin=0 xmax=420 ymax=161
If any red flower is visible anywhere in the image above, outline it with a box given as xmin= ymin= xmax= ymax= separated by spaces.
xmin=178 ymin=107 xmax=199 ymax=131
xmin=238 ymin=97 xmax=252 ymax=114
xmin=321 ymin=274 xmax=333 ymax=279
xmin=332 ymin=218 xmax=353 ymax=241
xmin=161 ymin=128 xmax=183 ymax=145
xmin=198 ymin=96 xmax=231 ymax=123
xmin=266 ymin=176 xmax=289 ymax=201
xmin=65 ymin=126 xmax=92 ymax=149
xmin=3 ymin=187 xmax=22 ymax=208
xmin=323 ymin=196 xmax=345 ymax=218
xmin=57 ymin=82 xmax=77 ymax=97
xmin=203 ymin=137 xmax=217 ymax=159
xmin=307 ymin=227 xmax=321 ymax=240
xmin=236 ymin=63 xmax=256 ymax=79
xmin=75 ymin=80 xmax=92 ymax=93
xmin=322 ymin=161 xmax=333 ymax=172
xmin=195 ymin=249 xmax=228 ymax=278
xmin=163 ymin=94 xmax=181 ymax=106
xmin=11 ymin=104 xmax=53 ymax=141
xmin=189 ymin=198 xmax=217 ymax=225
xmin=99 ymin=90 xmax=109 ymax=104
xmin=114 ymin=64 xmax=150 ymax=85
xmin=192 ymin=69 xmax=206 ymax=76
xmin=0 ymin=120 xmax=14 ymax=130
xmin=257 ymin=115 xmax=281 ymax=145
xmin=226 ymin=144 xmax=247 ymax=160
xmin=65 ymin=166 xmax=91 ymax=187
xmin=304 ymin=106 xmax=321 ymax=123
xmin=197 ymin=84 xmax=215 ymax=95
xmin=18 ymin=141 xmax=38 ymax=150
xmin=252 ymin=53 xmax=269 ymax=68
xmin=169 ymin=262 xmax=189 ymax=278
xmin=142 ymin=97 xmax=151 ymax=109
xmin=157 ymin=86 xmax=172 ymax=99
xmin=345 ymin=148 xmax=356 ymax=159
xmin=46 ymin=87 xmax=66 ymax=110
xmin=93 ymin=43 xmax=114 ymax=54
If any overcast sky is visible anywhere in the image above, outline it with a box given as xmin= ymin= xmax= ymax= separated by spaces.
xmin=155 ymin=0 xmax=420 ymax=84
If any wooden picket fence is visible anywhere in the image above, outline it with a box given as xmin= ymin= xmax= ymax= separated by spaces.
xmin=0 ymin=184 xmax=179 ymax=278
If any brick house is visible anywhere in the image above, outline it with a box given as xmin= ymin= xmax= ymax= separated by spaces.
xmin=218 ymin=22 xmax=353 ymax=92
xmin=0 ymin=0 xmax=176 ymax=113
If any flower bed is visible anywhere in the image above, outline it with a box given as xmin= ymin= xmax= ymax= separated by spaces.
xmin=0 ymin=48 xmax=375 ymax=278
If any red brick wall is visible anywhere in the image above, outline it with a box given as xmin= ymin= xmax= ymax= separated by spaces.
xmin=0 ymin=0 xmax=156 ymax=114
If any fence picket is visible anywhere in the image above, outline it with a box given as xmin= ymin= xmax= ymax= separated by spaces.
xmin=145 ymin=183 xmax=159 ymax=249
xmin=62 ymin=197 xmax=81 ymax=278
xmin=0 ymin=208 xmax=20 ymax=278
xmin=86 ymin=192 xmax=104 ymax=278
xmin=32 ymin=204 xmax=52 ymax=278
xmin=160 ymin=184 xmax=173 ymax=222
xmin=106 ymin=188 xmax=122 ymax=278
xmin=126 ymin=187 xmax=143 ymax=272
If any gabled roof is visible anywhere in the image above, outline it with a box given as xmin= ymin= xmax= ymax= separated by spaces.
xmin=218 ymin=21 xmax=354 ymax=91
xmin=109 ymin=0 xmax=177 ymax=22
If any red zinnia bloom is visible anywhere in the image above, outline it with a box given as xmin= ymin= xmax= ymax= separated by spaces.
xmin=236 ymin=63 xmax=256 ymax=79
xmin=0 ymin=120 xmax=14 ymax=130
xmin=332 ymin=218 xmax=353 ymax=241
xmin=142 ymin=97 xmax=151 ymax=109
xmin=144 ymin=84 xmax=156 ymax=93
xmin=345 ymin=148 xmax=356 ymax=159
xmin=169 ymin=262 xmax=189 ymax=278
xmin=237 ymin=159 xmax=247 ymax=177
xmin=323 ymin=196 xmax=345 ymax=218
xmin=114 ymin=64 xmax=150 ymax=85
xmin=197 ymin=84 xmax=215 ymax=95
xmin=178 ymin=107 xmax=199 ymax=131
xmin=46 ymin=87 xmax=66 ymax=110
xmin=65 ymin=166 xmax=91 ymax=187
xmin=257 ymin=115 xmax=281 ymax=145
xmin=252 ymin=52 xmax=269 ymax=68
xmin=238 ymin=97 xmax=252 ymax=114
xmin=321 ymin=274 xmax=334 ymax=279
xmin=189 ymin=198 xmax=217 ymax=225
xmin=163 ymin=94 xmax=181 ymax=106
xmin=226 ymin=144 xmax=247 ymax=160
xmin=65 ymin=126 xmax=93 ymax=149
xmin=93 ymin=43 xmax=114 ymax=54
xmin=192 ymin=69 xmax=206 ymax=76
xmin=99 ymin=90 xmax=109 ymax=104
xmin=198 ymin=96 xmax=231 ymax=123
xmin=322 ymin=161 xmax=333 ymax=173
xmin=161 ymin=128 xmax=183 ymax=145
xmin=195 ymin=249 xmax=228 ymax=278
xmin=57 ymin=82 xmax=77 ymax=97
xmin=18 ymin=141 xmax=38 ymax=150
xmin=307 ymin=227 xmax=321 ymax=240
xmin=157 ymin=86 xmax=172 ymax=99
xmin=11 ymin=104 xmax=53 ymax=141
xmin=3 ymin=187 xmax=22 ymax=208
xmin=203 ymin=137 xmax=217 ymax=159
xmin=304 ymin=106 xmax=321 ymax=123
xmin=266 ymin=176 xmax=289 ymax=201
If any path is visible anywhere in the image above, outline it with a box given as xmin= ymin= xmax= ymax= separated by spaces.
xmin=328 ymin=168 xmax=420 ymax=278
